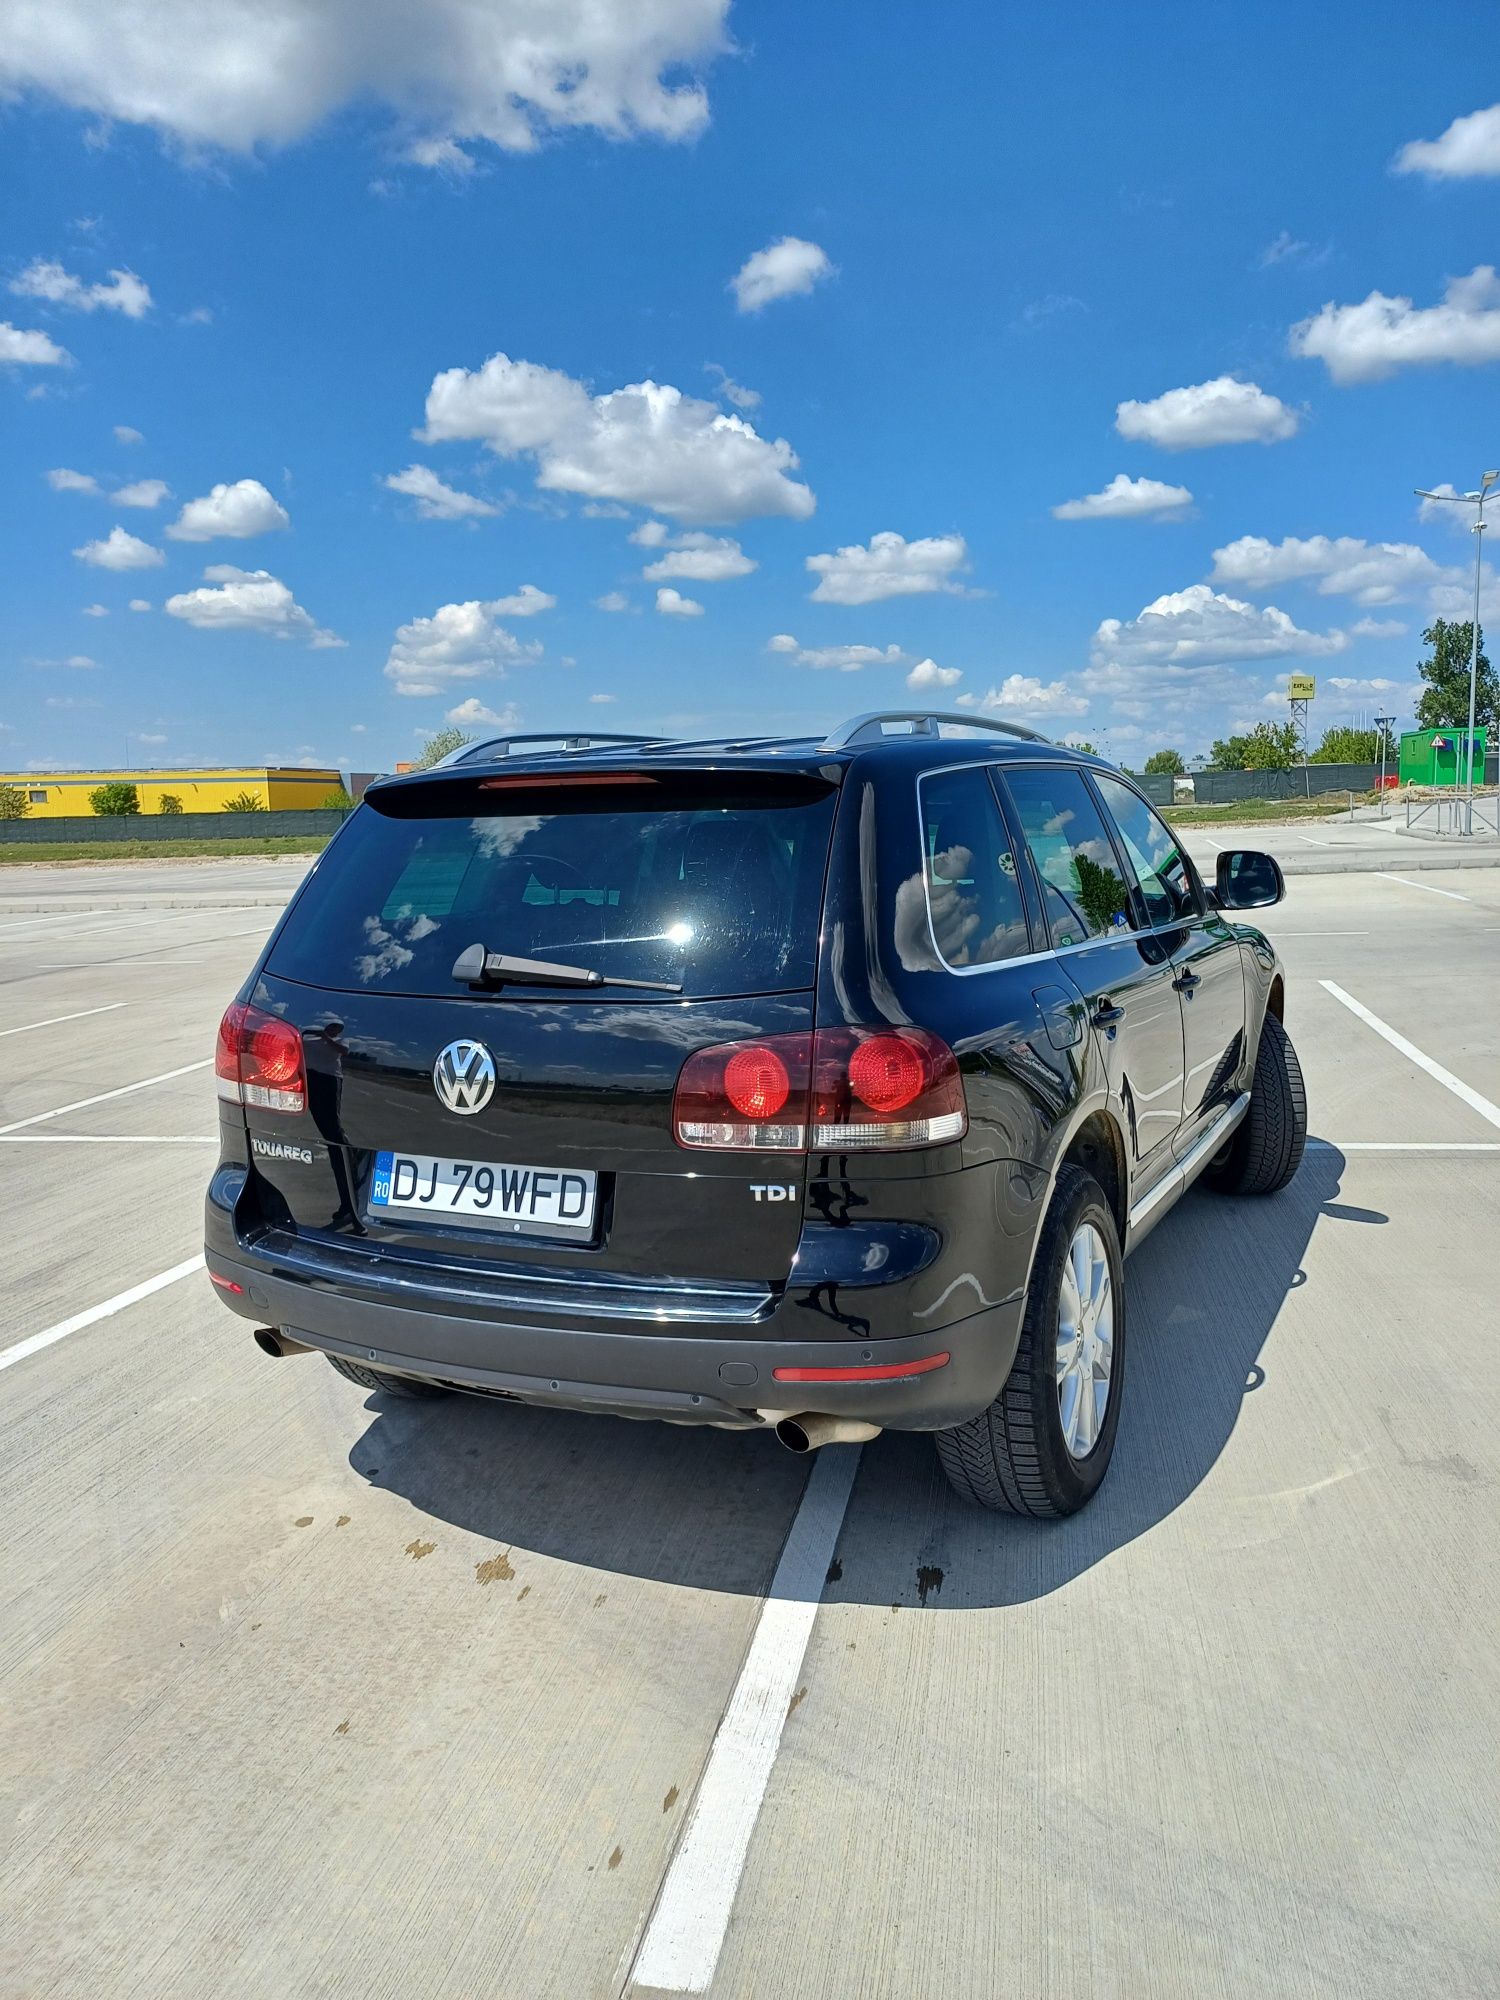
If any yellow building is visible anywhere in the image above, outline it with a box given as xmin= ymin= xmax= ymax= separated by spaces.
xmin=2 ymin=767 xmax=345 ymax=818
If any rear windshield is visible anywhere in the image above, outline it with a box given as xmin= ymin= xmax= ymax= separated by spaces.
xmin=267 ymin=772 xmax=838 ymax=1000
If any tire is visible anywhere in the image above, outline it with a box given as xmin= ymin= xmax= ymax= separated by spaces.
xmin=325 ymin=1352 xmax=449 ymax=1400
xmin=935 ymin=1165 xmax=1125 ymax=1518
xmin=1209 ymin=1012 xmax=1306 ymax=1197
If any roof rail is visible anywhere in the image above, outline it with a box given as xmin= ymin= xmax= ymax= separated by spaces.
xmin=438 ymin=732 xmax=669 ymax=769
xmin=819 ymin=710 xmax=1051 ymax=751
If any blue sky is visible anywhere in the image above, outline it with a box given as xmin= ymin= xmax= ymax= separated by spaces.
xmin=2 ymin=0 xmax=1497 ymax=777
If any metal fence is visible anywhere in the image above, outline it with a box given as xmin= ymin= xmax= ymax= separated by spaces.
xmin=1406 ymin=796 xmax=1500 ymax=836
xmin=0 ymin=809 xmax=352 ymax=844
xmin=1189 ymin=763 xmax=1378 ymax=806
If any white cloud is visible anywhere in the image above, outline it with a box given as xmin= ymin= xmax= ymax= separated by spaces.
xmin=629 ymin=519 xmax=671 ymax=547
xmin=113 ymin=424 xmax=143 ymax=444
xmin=421 ymin=353 xmax=814 ymax=525
xmin=384 ymin=463 xmax=500 ymax=520
xmin=1350 ymin=618 xmax=1407 ymax=639
xmin=127 ymin=597 xmax=151 ymax=612
xmin=588 ymin=692 xmax=617 ymax=704
xmin=956 ymin=677 xmax=1087 ymax=718
xmin=770 ymin=634 xmax=906 ymax=672
xmin=135 ymin=732 xmax=168 ymax=744
xmin=1210 ymin=535 xmax=1442 ymax=605
xmin=73 ymin=525 xmax=163 ymax=570
xmin=115 ymin=478 xmax=169 ymax=508
xmin=81 ymin=603 xmax=108 ymax=617
xmin=32 ymin=654 xmax=97 ymax=670
xmin=594 ymin=591 xmax=631 ymax=613
xmin=1116 ymin=377 xmax=1299 ymax=449
xmin=382 ymin=597 xmax=540 ymax=695
xmin=492 ymin=584 xmax=555 ymax=617
xmin=906 ymin=657 xmax=961 ymax=690
xmin=0 ymin=321 xmax=70 ymax=366
xmin=1052 ymin=474 xmax=1193 ymax=521
xmin=10 ymin=259 xmax=151 ymax=317
xmin=1088 ymin=586 xmax=1347 ymax=687
xmin=806 ymin=530 xmax=970 ymax=605
xmin=1258 ymin=230 xmax=1310 ymax=268
xmin=446 ymin=696 xmax=520 ymax=728
xmin=47 ymin=466 xmax=101 ymax=494
xmin=1290 ymin=267 xmax=1500 ymax=383
xmin=167 ymin=478 xmax=290 ymax=540
xmin=642 ymin=530 xmax=755 ymax=582
xmin=165 ymin=565 xmax=344 ymax=646
xmin=0 ymin=1 xmax=731 ymax=157
xmin=655 ymin=587 xmax=703 ymax=617
xmin=705 ymin=362 xmax=760 ymax=410
xmin=1393 ymin=103 xmax=1500 ymax=180
xmin=1326 ymin=675 xmax=1406 ymax=695
xmin=730 ymin=236 xmax=832 ymax=313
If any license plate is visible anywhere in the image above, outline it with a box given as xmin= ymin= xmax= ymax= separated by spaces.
xmin=370 ymin=1150 xmax=596 ymax=1239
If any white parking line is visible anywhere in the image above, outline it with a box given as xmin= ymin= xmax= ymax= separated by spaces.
xmin=0 ymin=1003 xmax=126 ymax=1039
xmin=1375 ymin=873 xmax=1471 ymax=902
xmin=1310 ymin=1140 xmax=1500 ymax=1151
xmin=1320 ymin=981 xmax=1500 ymax=1132
xmin=0 ymin=1060 xmax=212 ymax=1135
xmin=0 ymin=1134 xmax=216 ymax=1144
xmin=0 ymin=909 xmax=113 ymax=933
xmin=629 ymin=1445 xmax=861 ymax=1995
xmin=0 ymin=1255 xmax=203 ymax=1376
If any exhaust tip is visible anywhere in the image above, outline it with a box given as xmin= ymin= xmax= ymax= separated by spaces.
xmin=253 ymin=1327 xmax=311 ymax=1359
xmin=773 ymin=1414 xmax=883 ymax=1453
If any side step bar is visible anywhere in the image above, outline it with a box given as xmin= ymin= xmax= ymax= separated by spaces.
xmin=1126 ymin=1092 xmax=1251 ymax=1249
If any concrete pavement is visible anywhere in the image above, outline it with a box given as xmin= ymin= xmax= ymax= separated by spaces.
xmin=1 ymin=866 xmax=1497 ymax=1999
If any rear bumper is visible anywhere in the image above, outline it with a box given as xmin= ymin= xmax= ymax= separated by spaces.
xmin=206 ymin=1244 xmax=1024 ymax=1432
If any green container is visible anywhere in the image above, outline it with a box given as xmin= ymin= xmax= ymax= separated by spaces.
xmin=1398 ymin=727 xmax=1488 ymax=786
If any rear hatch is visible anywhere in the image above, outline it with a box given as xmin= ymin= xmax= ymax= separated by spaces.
xmin=237 ymin=762 xmax=839 ymax=1297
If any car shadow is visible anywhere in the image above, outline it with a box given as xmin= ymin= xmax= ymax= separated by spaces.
xmin=348 ymin=1142 xmax=1376 ymax=1608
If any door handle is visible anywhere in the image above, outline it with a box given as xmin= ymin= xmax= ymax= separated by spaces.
xmin=1173 ymin=970 xmax=1202 ymax=994
xmin=1091 ymin=1001 xmax=1125 ymax=1028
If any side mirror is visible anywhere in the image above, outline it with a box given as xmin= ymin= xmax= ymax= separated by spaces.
xmin=1216 ymin=849 xmax=1285 ymax=910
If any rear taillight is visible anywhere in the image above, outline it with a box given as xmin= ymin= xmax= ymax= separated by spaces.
xmin=672 ymin=1028 xmax=966 ymax=1153
xmin=215 ymin=1001 xmax=306 ymax=1114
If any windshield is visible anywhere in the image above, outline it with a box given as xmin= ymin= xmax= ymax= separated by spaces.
xmin=267 ymin=774 xmax=837 ymax=1000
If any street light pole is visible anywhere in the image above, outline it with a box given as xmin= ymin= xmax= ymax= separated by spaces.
xmin=1415 ymin=471 xmax=1498 ymax=835
xmin=1375 ymin=711 xmax=1394 ymax=815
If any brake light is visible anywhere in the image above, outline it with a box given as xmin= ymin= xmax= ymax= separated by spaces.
xmin=675 ymin=1034 xmax=811 ymax=1150
xmin=672 ymin=1027 xmax=966 ymax=1153
xmin=215 ymin=1001 xmax=306 ymax=1114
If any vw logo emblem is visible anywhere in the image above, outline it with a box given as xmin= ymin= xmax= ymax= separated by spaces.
xmin=433 ymin=1039 xmax=496 ymax=1116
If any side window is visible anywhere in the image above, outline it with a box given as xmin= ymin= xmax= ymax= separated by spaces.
xmin=916 ymin=766 xmax=1031 ymax=968
xmin=1093 ymin=775 xmax=1200 ymax=927
xmin=1002 ymin=767 xmax=1133 ymax=950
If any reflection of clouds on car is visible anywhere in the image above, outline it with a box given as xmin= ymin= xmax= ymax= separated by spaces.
xmin=356 ymin=910 xmax=439 ymax=983
xmin=897 ymin=843 xmax=1031 ymax=971
xmin=471 ymin=813 xmax=545 ymax=858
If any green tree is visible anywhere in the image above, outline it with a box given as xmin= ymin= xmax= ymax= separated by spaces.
xmin=1414 ymin=619 xmax=1495 ymax=733
xmin=1067 ymin=738 xmax=1099 ymax=756
xmin=221 ymin=790 xmax=267 ymax=813
xmin=0 ymin=784 xmax=31 ymax=820
xmin=1074 ymin=851 xmax=1130 ymax=936
xmin=88 ymin=780 xmax=141 ymax=816
xmin=319 ymin=786 xmax=355 ymax=810
xmin=412 ymin=725 xmax=473 ymax=770
xmin=1311 ymin=726 xmax=1381 ymax=763
xmin=157 ymin=793 xmax=184 ymax=815
xmin=1143 ymin=748 xmax=1185 ymax=776
xmin=1210 ymin=722 xmax=1298 ymax=772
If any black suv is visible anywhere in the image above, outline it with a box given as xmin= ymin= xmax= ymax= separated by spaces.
xmin=207 ymin=712 xmax=1305 ymax=1516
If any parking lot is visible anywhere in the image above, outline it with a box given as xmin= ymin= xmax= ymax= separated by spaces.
xmin=3 ymin=855 xmax=1498 ymax=2000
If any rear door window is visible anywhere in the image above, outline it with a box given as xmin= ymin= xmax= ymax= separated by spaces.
xmin=268 ymin=772 xmax=837 ymax=1000
xmin=915 ymin=766 xmax=1032 ymax=968
xmin=1093 ymin=774 xmax=1201 ymax=927
xmin=1001 ymin=766 xmax=1134 ymax=950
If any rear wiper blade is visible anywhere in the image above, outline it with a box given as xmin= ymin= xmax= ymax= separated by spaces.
xmin=452 ymin=943 xmax=682 ymax=994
